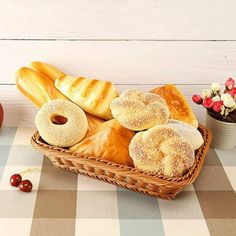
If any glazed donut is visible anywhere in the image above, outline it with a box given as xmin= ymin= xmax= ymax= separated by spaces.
xmin=110 ymin=90 xmax=170 ymax=131
xmin=129 ymin=125 xmax=195 ymax=177
xmin=167 ymin=119 xmax=204 ymax=150
xmin=35 ymin=99 xmax=88 ymax=147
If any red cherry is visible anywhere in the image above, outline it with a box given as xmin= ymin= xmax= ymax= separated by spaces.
xmin=19 ymin=180 xmax=33 ymax=192
xmin=10 ymin=174 xmax=22 ymax=187
xmin=192 ymin=95 xmax=203 ymax=104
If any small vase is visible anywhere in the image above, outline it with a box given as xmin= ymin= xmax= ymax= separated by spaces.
xmin=205 ymin=112 xmax=236 ymax=150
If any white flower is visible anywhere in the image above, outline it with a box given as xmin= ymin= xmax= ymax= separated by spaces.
xmin=212 ymin=95 xmax=221 ymax=102
xmin=221 ymin=93 xmax=231 ymax=101
xmin=220 ymin=106 xmax=225 ymax=116
xmin=202 ymin=89 xmax=212 ymax=98
xmin=223 ymin=96 xmax=235 ymax=108
xmin=211 ymin=82 xmax=221 ymax=92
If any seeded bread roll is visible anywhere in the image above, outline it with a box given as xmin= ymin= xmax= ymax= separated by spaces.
xmin=110 ymin=90 xmax=170 ymax=131
xmin=129 ymin=125 xmax=195 ymax=177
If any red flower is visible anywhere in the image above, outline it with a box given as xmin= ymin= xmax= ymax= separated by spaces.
xmin=226 ymin=87 xmax=236 ymax=97
xmin=213 ymin=101 xmax=223 ymax=112
xmin=225 ymin=78 xmax=235 ymax=90
xmin=203 ymin=97 xmax=214 ymax=108
xmin=192 ymin=94 xmax=203 ymax=104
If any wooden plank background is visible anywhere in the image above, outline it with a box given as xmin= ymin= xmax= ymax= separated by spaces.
xmin=0 ymin=0 xmax=236 ymax=127
xmin=1 ymin=0 xmax=236 ymax=40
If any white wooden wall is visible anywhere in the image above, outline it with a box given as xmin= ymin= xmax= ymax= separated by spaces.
xmin=1 ymin=0 xmax=236 ymax=127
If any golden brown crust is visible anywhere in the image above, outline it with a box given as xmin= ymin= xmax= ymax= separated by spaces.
xmin=70 ymin=119 xmax=134 ymax=166
xmin=30 ymin=61 xmax=65 ymax=81
xmin=55 ymin=75 xmax=119 ymax=120
xmin=86 ymin=113 xmax=105 ymax=131
xmin=150 ymin=84 xmax=198 ymax=128
xmin=16 ymin=67 xmax=69 ymax=107
xmin=129 ymin=125 xmax=195 ymax=177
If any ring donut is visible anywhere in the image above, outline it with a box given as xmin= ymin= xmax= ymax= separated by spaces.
xmin=35 ymin=99 xmax=88 ymax=147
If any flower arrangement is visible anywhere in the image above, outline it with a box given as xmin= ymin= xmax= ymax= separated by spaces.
xmin=192 ymin=78 xmax=236 ymax=123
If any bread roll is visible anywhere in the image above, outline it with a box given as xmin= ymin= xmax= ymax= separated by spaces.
xmin=129 ymin=125 xmax=195 ymax=177
xmin=150 ymin=84 xmax=198 ymax=128
xmin=110 ymin=90 xmax=170 ymax=131
xmin=55 ymin=75 xmax=119 ymax=120
xmin=70 ymin=119 xmax=134 ymax=166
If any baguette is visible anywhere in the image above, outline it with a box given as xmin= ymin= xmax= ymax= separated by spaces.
xmin=30 ymin=61 xmax=65 ymax=81
xmin=16 ymin=67 xmax=68 ymax=107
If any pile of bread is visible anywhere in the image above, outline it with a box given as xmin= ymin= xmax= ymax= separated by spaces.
xmin=16 ymin=62 xmax=204 ymax=178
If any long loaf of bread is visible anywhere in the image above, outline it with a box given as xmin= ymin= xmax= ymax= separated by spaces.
xmin=30 ymin=61 xmax=65 ymax=81
xmin=16 ymin=67 xmax=69 ymax=107
xmin=55 ymin=75 xmax=119 ymax=120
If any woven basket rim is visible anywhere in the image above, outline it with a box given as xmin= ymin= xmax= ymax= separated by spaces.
xmin=31 ymin=124 xmax=212 ymax=183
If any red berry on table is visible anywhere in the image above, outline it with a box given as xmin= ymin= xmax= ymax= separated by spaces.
xmin=192 ymin=94 xmax=203 ymax=104
xmin=19 ymin=180 xmax=33 ymax=192
xmin=203 ymin=97 xmax=214 ymax=108
xmin=225 ymin=78 xmax=235 ymax=90
xmin=10 ymin=174 xmax=22 ymax=187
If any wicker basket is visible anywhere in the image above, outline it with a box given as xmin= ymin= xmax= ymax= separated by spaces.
xmin=31 ymin=124 xmax=211 ymax=199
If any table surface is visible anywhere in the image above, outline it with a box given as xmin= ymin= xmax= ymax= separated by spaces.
xmin=0 ymin=127 xmax=235 ymax=236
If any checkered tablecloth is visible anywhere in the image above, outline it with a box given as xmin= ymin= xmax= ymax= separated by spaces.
xmin=0 ymin=127 xmax=235 ymax=236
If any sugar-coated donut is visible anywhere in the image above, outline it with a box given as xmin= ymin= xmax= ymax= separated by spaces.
xmin=167 ymin=119 xmax=204 ymax=150
xmin=35 ymin=99 xmax=88 ymax=147
xmin=110 ymin=90 xmax=170 ymax=131
xmin=129 ymin=125 xmax=195 ymax=177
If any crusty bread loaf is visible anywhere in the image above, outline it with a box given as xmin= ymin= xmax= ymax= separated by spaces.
xmin=30 ymin=61 xmax=65 ymax=81
xmin=129 ymin=125 xmax=195 ymax=177
xmin=150 ymin=84 xmax=198 ymax=128
xmin=110 ymin=90 xmax=170 ymax=131
xmin=55 ymin=75 xmax=119 ymax=120
xmin=70 ymin=119 xmax=134 ymax=166
xmin=16 ymin=67 xmax=69 ymax=107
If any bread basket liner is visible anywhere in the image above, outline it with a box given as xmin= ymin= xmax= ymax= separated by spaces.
xmin=31 ymin=124 xmax=212 ymax=200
